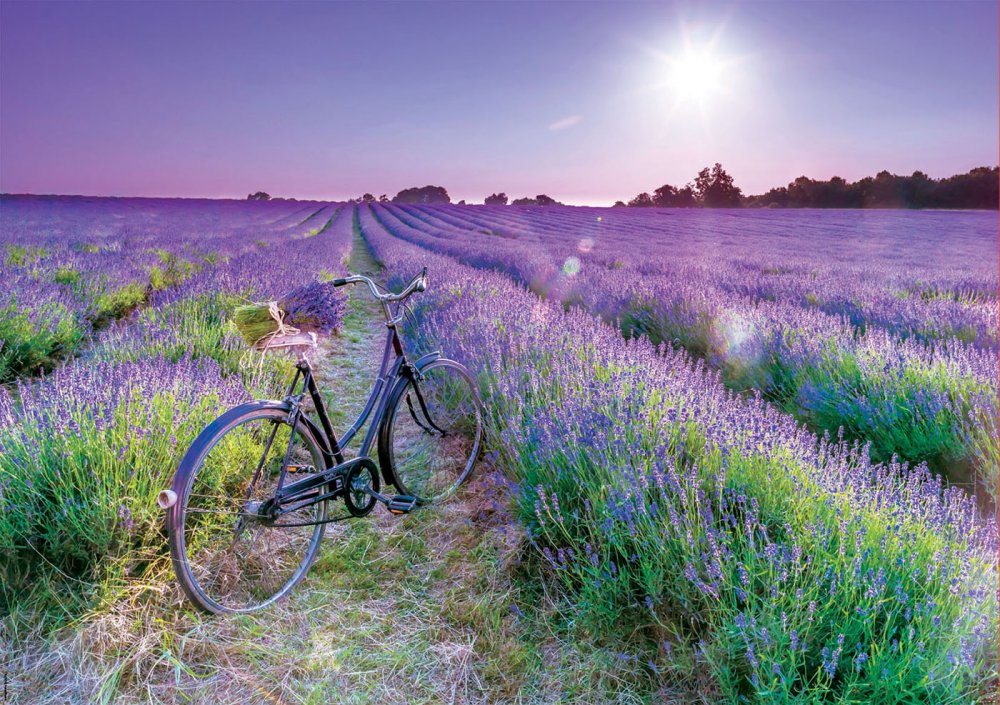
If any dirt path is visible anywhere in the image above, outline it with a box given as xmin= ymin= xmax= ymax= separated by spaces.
xmin=287 ymin=218 xmax=531 ymax=703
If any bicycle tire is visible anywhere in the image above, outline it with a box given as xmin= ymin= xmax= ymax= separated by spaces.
xmin=378 ymin=358 xmax=483 ymax=504
xmin=166 ymin=403 xmax=328 ymax=614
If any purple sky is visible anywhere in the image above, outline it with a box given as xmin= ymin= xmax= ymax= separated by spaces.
xmin=1 ymin=1 xmax=996 ymax=205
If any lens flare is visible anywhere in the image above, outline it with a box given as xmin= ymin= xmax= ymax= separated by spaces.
xmin=717 ymin=312 xmax=756 ymax=361
xmin=563 ymin=257 xmax=581 ymax=277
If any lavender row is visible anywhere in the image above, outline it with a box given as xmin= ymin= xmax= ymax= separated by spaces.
xmin=355 ymin=203 xmax=997 ymax=701
xmin=405 ymin=203 xmax=995 ymax=350
xmin=96 ymin=203 xmax=357 ymax=378
xmin=417 ymin=203 xmax=996 ymax=347
xmin=0 ymin=196 xmax=341 ymax=380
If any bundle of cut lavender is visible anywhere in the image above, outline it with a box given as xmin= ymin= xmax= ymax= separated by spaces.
xmin=233 ymin=280 xmax=347 ymax=349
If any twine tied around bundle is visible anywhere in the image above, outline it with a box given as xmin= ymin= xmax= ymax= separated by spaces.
xmin=255 ymin=300 xmax=300 ymax=351
xmin=248 ymin=300 xmax=301 ymax=378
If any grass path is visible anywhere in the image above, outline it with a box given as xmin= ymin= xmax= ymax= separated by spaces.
xmin=8 ymin=232 xmax=677 ymax=704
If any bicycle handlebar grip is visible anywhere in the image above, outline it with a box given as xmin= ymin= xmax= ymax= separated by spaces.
xmin=332 ymin=278 xmax=348 ymax=287
xmin=416 ymin=267 xmax=428 ymax=292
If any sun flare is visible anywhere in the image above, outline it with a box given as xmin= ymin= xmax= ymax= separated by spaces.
xmin=667 ymin=46 xmax=726 ymax=104
xmin=635 ymin=25 xmax=745 ymax=121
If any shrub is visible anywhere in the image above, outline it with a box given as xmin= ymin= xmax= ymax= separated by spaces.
xmin=4 ymin=244 xmax=48 ymax=267
xmin=147 ymin=250 xmax=199 ymax=291
xmin=0 ymin=357 xmax=248 ymax=615
xmin=0 ymin=300 xmax=88 ymax=382
xmin=53 ymin=266 xmax=81 ymax=286
xmin=92 ymin=282 xmax=148 ymax=326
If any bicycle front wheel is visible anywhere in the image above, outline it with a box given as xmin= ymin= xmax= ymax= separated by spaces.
xmin=167 ymin=405 xmax=328 ymax=614
xmin=379 ymin=359 xmax=484 ymax=504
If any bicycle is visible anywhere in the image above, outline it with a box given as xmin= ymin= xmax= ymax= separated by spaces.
xmin=158 ymin=268 xmax=484 ymax=614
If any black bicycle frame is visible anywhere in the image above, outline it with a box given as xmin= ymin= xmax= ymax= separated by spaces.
xmin=266 ymin=310 xmax=440 ymax=519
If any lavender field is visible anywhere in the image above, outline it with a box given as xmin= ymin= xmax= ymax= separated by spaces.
xmin=1 ymin=195 xmax=997 ymax=702
xmin=371 ymin=203 xmax=999 ymax=491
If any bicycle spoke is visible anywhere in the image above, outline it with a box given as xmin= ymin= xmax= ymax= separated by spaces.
xmin=176 ymin=412 xmax=326 ymax=612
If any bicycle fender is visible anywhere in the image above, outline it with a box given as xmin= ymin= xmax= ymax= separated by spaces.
xmin=377 ymin=354 xmax=462 ymax=490
xmin=380 ymin=352 xmax=444 ymax=421
xmin=413 ymin=350 xmax=442 ymax=369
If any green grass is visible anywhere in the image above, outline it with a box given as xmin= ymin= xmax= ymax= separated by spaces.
xmin=147 ymin=249 xmax=200 ymax=291
xmin=4 ymin=244 xmax=48 ymax=267
xmin=53 ymin=265 xmax=81 ymax=286
xmin=91 ymin=281 xmax=148 ymax=326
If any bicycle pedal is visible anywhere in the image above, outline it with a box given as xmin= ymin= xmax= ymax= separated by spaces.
xmin=386 ymin=495 xmax=418 ymax=514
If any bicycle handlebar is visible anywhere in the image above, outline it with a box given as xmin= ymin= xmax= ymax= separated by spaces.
xmin=332 ymin=267 xmax=427 ymax=303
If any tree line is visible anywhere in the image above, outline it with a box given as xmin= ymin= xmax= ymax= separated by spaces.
xmin=619 ymin=164 xmax=999 ymax=209
xmin=247 ymin=164 xmax=998 ymax=209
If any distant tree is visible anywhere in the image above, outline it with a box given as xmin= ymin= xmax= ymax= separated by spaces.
xmin=612 ymin=200 xmax=627 ymax=207
xmin=628 ymin=192 xmax=654 ymax=207
xmin=674 ymin=184 xmax=698 ymax=208
xmin=905 ymin=172 xmax=932 ymax=207
xmin=751 ymin=186 xmax=789 ymax=208
xmin=822 ymin=176 xmax=856 ymax=207
xmin=378 ymin=194 xmax=389 ymax=203
xmin=247 ymin=191 xmax=271 ymax=201
xmin=392 ymin=185 xmax=451 ymax=204
xmin=934 ymin=166 xmax=999 ymax=208
xmin=360 ymin=193 xmax=376 ymax=203
xmin=458 ymin=199 xmax=467 ymax=205
xmin=694 ymin=163 xmax=743 ymax=207
xmin=484 ymin=192 xmax=508 ymax=206
xmin=511 ymin=194 xmax=561 ymax=206
xmin=785 ymin=176 xmax=817 ymax=207
xmin=652 ymin=184 xmax=677 ymax=207
xmin=865 ymin=170 xmax=906 ymax=208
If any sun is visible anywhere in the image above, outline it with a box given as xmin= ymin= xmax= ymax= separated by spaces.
xmin=635 ymin=26 xmax=744 ymax=120
xmin=667 ymin=45 xmax=726 ymax=105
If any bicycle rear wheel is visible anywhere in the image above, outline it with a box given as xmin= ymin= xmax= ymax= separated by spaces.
xmin=167 ymin=405 xmax=328 ymax=613
xmin=379 ymin=358 xmax=483 ymax=504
